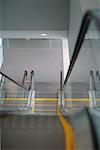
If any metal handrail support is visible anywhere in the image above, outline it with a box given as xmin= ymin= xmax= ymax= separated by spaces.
xmin=58 ymin=71 xmax=65 ymax=109
xmin=0 ymin=74 xmax=3 ymax=87
xmin=90 ymin=71 xmax=96 ymax=91
xmin=28 ymin=71 xmax=35 ymax=111
xmin=22 ymin=70 xmax=27 ymax=86
xmin=96 ymin=70 xmax=100 ymax=82
xmin=29 ymin=70 xmax=34 ymax=90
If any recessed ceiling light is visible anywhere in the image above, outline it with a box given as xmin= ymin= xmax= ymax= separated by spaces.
xmin=41 ymin=33 xmax=47 ymax=37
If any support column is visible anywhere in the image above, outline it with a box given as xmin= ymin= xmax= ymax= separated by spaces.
xmin=61 ymin=90 xmax=65 ymax=109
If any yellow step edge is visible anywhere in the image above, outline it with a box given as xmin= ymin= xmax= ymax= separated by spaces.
xmin=35 ymin=104 xmax=57 ymax=106
xmin=34 ymin=98 xmax=58 ymax=101
xmin=0 ymin=98 xmax=28 ymax=101
xmin=65 ymin=98 xmax=100 ymax=101
xmin=65 ymin=105 xmax=89 ymax=107
xmin=0 ymin=98 xmax=100 ymax=101
xmin=65 ymin=98 xmax=90 ymax=101
xmin=32 ymin=107 xmax=35 ymax=112
xmin=0 ymin=104 xmax=26 ymax=106
xmin=57 ymin=109 xmax=75 ymax=150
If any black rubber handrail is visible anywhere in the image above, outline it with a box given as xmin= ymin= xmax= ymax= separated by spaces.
xmin=0 ymin=72 xmax=29 ymax=91
xmin=62 ymin=10 xmax=100 ymax=89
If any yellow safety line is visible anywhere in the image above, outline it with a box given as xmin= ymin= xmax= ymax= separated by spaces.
xmin=93 ymin=99 xmax=100 ymax=101
xmin=0 ymin=98 xmax=28 ymax=101
xmin=0 ymin=97 xmax=100 ymax=102
xmin=34 ymin=109 xmax=57 ymax=112
xmin=57 ymin=110 xmax=75 ymax=150
xmin=65 ymin=98 xmax=100 ymax=101
xmin=35 ymin=104 xmax=57 ymax=106
xmin=32 ymin=107 xmax=35 ymax=112
xmin=0 ymin=104 xmax=26 ymax=106
xmin=66 ymin=104 xmax=89 ymax=107
xmin=34 ymin=98 xmax=58 ymax=101
xmin=0 ymin=98 xmax=58 ymax=101
xmin=65 ymin=98 xmax=90 ymax=101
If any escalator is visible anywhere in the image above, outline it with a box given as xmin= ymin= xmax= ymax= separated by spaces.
xmin=1 ymin=115 xmax=65 ymax=150
xmin=0 ymin=9 xmax=100 ymax=150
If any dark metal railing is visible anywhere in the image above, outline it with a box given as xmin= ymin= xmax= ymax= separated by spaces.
xmin=0 ymin=71 xmax=29 ymax=91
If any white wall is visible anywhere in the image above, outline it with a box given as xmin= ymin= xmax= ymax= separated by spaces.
xmin=0 ymin=0 xmax=2 ymax=30
xmin=68 ymin=0 xmax=82 ymax=59
xmin=62 ymin=39 xmax=70 ymax=80
xmin=80 ymin=0 xmax=100 ymax=14
xmin=0 ymin=38 xmax=3 ymax=81
xmin=0 ymin=38 xmax=3 ymax=69
xmin=2 ymin=39 xmax=63 ymax=83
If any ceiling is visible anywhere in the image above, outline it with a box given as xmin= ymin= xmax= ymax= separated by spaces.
xmin=0 ymin=0 xmax=68 ymax=83
xmin=0 ymin=0 xmax=69 ymax=39
xmin=0 ymin=31 xmax=67 ymax=39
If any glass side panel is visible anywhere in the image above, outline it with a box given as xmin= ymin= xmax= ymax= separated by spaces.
xmin=64 ymin=18 xmax=100 ymax=112
xmin=0 ymin=38 xmax=3 ymax=69
xmin=95 ymin=90 xmax=100 ymax=110
xmin=0 ymin=74 xmax=29 ymax=111
xmin=71 ymin=109 xmax=94 ymax=150
xmin=68 ymin=0 xmax=100 ymax=59
xmin=90 ymin=110 xmax=100 ymax=148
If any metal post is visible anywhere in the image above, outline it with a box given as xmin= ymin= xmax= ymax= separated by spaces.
xmin=29 ymin=70 xmax=34 ymax=90
xmin=27 ymin=90 xmax=35 ymax=111
xmin=22 ymin=70 xmax=27 ymax=86
xmin=96 ymin=70 xmax=100 ymax=82
xmin=60 ymin=71 xmax=63 ymax=91
xmin=89 ymin=71 xmax=96 ymax=108
xmin=60 ymin=71 xmax=63 ymax=108
xmin=28 ymin=71 xmax=35 ymax=111
xmin=58 ymin=71 xmax=65 ymax=109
